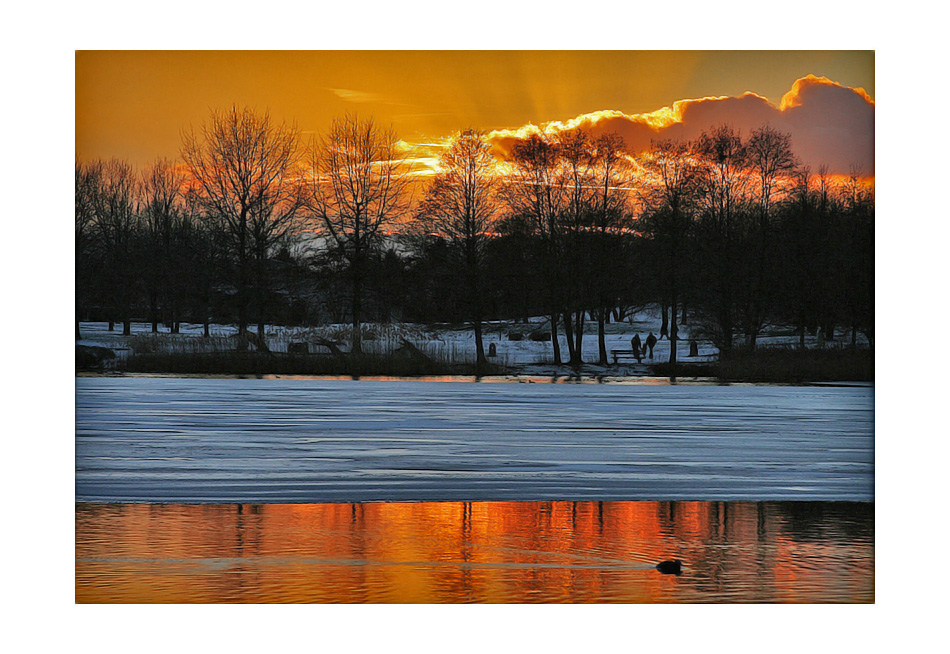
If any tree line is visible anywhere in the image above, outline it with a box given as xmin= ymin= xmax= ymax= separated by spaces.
xmin=76 ymin=106 xmax=873 ymax=364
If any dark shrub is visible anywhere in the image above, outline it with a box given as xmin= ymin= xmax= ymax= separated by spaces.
xmin=76 ymin=345 xmax=116 ymax=371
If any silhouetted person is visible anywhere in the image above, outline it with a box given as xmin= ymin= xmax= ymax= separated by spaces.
xmin=646 ymin=332 xmax=657 ymax=359
xmin=631 ymin=334 xmax=642 ymax=356
xmin=689 ymin=339 xmax=699 ymax=357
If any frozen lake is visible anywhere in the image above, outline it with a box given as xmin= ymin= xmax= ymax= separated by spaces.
xmin=75 ymin=377 xmax=874 ymax=503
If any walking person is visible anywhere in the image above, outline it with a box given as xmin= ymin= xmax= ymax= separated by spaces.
xmin=646 ymin=332 xmax=657 ymax=359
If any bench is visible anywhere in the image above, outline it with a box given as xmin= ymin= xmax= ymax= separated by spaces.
xmin=611 ymin=349 xmax=644 ymax=364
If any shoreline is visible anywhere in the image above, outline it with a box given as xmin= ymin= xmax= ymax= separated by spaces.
xmin=75 ymin=370 xmax=873 ymax=387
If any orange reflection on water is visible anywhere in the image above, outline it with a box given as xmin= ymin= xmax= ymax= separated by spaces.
xmin=76 ymin=501 xmax=873 ymax=603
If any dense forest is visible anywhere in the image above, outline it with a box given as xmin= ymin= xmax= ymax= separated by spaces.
xmin=75 ymin=106 xmax=873 ymax=366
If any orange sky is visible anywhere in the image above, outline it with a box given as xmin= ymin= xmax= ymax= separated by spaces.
xmin=76 ymin=51 xmax=874 ymax=174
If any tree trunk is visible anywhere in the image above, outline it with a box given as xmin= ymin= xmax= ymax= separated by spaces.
xmin=573 ymin=310 xmax=584 ymax=365
xmin=255 ymin=253 xmax=266 ymax=345
xmin=238 ymin=255 xmax=248 ymax=339
xmin=597 ymin=306 xmax=607 ymax=365
xmin=474 ymin=319 xmax=486 ymax=368
xmin=76 ymin=320 xmax=82 ymax=341
xmin=669 ymin=299 xmax=678 ymax=368
xmin=562 ymin=310 xmax=576 ymax=364
xmin=469 ymin=257 xmax=486 ymax=368
xmin=660 ymin=303 xmax=669 ymax=339
xmin=719 ymin=304 xmax=733 ymax=353
xmin=150 ymin=292 xmax=159 ymax=333
xmin=237 ymin=214 xmax=249 ymax=339
xmin=550 ymin=313 xmax=561 ymax=365
xmin=351 ymin=271 xmax=363 ymax=355
xmin=823 ymin=320 xmax=835 ymax=342
xmin=123 ymin=319 xmax=131 ymax=336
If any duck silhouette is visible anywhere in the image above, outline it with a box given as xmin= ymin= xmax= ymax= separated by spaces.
xmin=655 ymin=559 xmax=683 ymax=575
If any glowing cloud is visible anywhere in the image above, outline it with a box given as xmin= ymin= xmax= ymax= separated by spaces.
xmin=487 ymin=76 xmax=874 ymax=175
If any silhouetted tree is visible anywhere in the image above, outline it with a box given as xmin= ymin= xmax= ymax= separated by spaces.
xmin=75 ymin=159 xmax=102 ymax=340
xmin=639 ymin=138 xmax=702 ymax=367
xmin=414 ymin=129 xmax=499 ymax=367
xmin=181 ymin=105 xmax=303 ymax=345
xmin=557 ymin=129 xmax=599 ymax=365
xmin=590 ymin=133 xmax=632 ymax=364
xmin=840 ymin=170 xmax=874 ymax=347
xmin=140 ymin=158 xmax=186 ymax=333
xmin=501 ymin=132 xmax=568 ymax=364
xmin=306 ymin=114 xmax=411 ymax=354
xmin=745 ymin=125 xmax=798 ymax=348
xmin=92 ymin=159 xmax=139 ymax=335
xmin=691 ymin=125 xmax=751 ymax=351
xmin=777 ymin=166 xmax=821 ymax=348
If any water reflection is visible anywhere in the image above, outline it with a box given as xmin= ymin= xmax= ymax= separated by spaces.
xmin=76 ymin=500 xmax=873 ymax=603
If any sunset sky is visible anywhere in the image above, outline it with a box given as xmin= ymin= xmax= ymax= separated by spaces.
xmin=76 ymin=50 xmax=874 ymax=176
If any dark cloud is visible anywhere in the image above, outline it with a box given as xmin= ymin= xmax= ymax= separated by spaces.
xmin=488 ymin=76 xmax=874 ymax=175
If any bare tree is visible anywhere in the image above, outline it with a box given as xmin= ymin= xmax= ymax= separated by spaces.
xmin=140 ymin=158 xmax=186 ymax=333
xmin=557 ymin=129 xmax=598 ymax=365
xmin=501 ymin=132 xmax=568 ymax=364
xmin=306 ymin=114 xmax=412 ymax=354
xmin=745 ymin=125 xmax=798 ymax=348
xmin=181 ymin=105 xmax=303 ymax=344
xmin=591 ymin=133 xmax=630 ymax=364
xmin=75 ymin=159 xmax=103 ymax=340
xmin=415 ymin=129 xmax=499 ymax=367
xmin=92 ymin=159 xmax=139 ymax=335
xmin=748 ymin=125 xmax=797 ymax=224
xmin=639 ymin=139 xmax=702 ymax=369
xmin=692 ymin=125 xmax=751 ymax=352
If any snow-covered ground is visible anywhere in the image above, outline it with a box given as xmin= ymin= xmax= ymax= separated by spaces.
xmin=77 ymin=305 xmax=867 ymax=374
xmin=75 ymin=377 xmax=874 ymax=503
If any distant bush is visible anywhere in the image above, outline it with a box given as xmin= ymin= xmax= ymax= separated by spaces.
xmin=508 ymin=332 xmax=525 ymax=341
xmin=119 ymin=350 xmax=506 ymax=377
xmin=76 ymin=345 xmax=116 ymax=371
xmin=528 ymin=330 xmax=551 ymax=342
xmin=652 ymin=346 xmax=873 ymax=383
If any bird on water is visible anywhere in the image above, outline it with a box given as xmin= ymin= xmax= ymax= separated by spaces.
xmin=656 ymin=559 xmax=683 ymax=574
